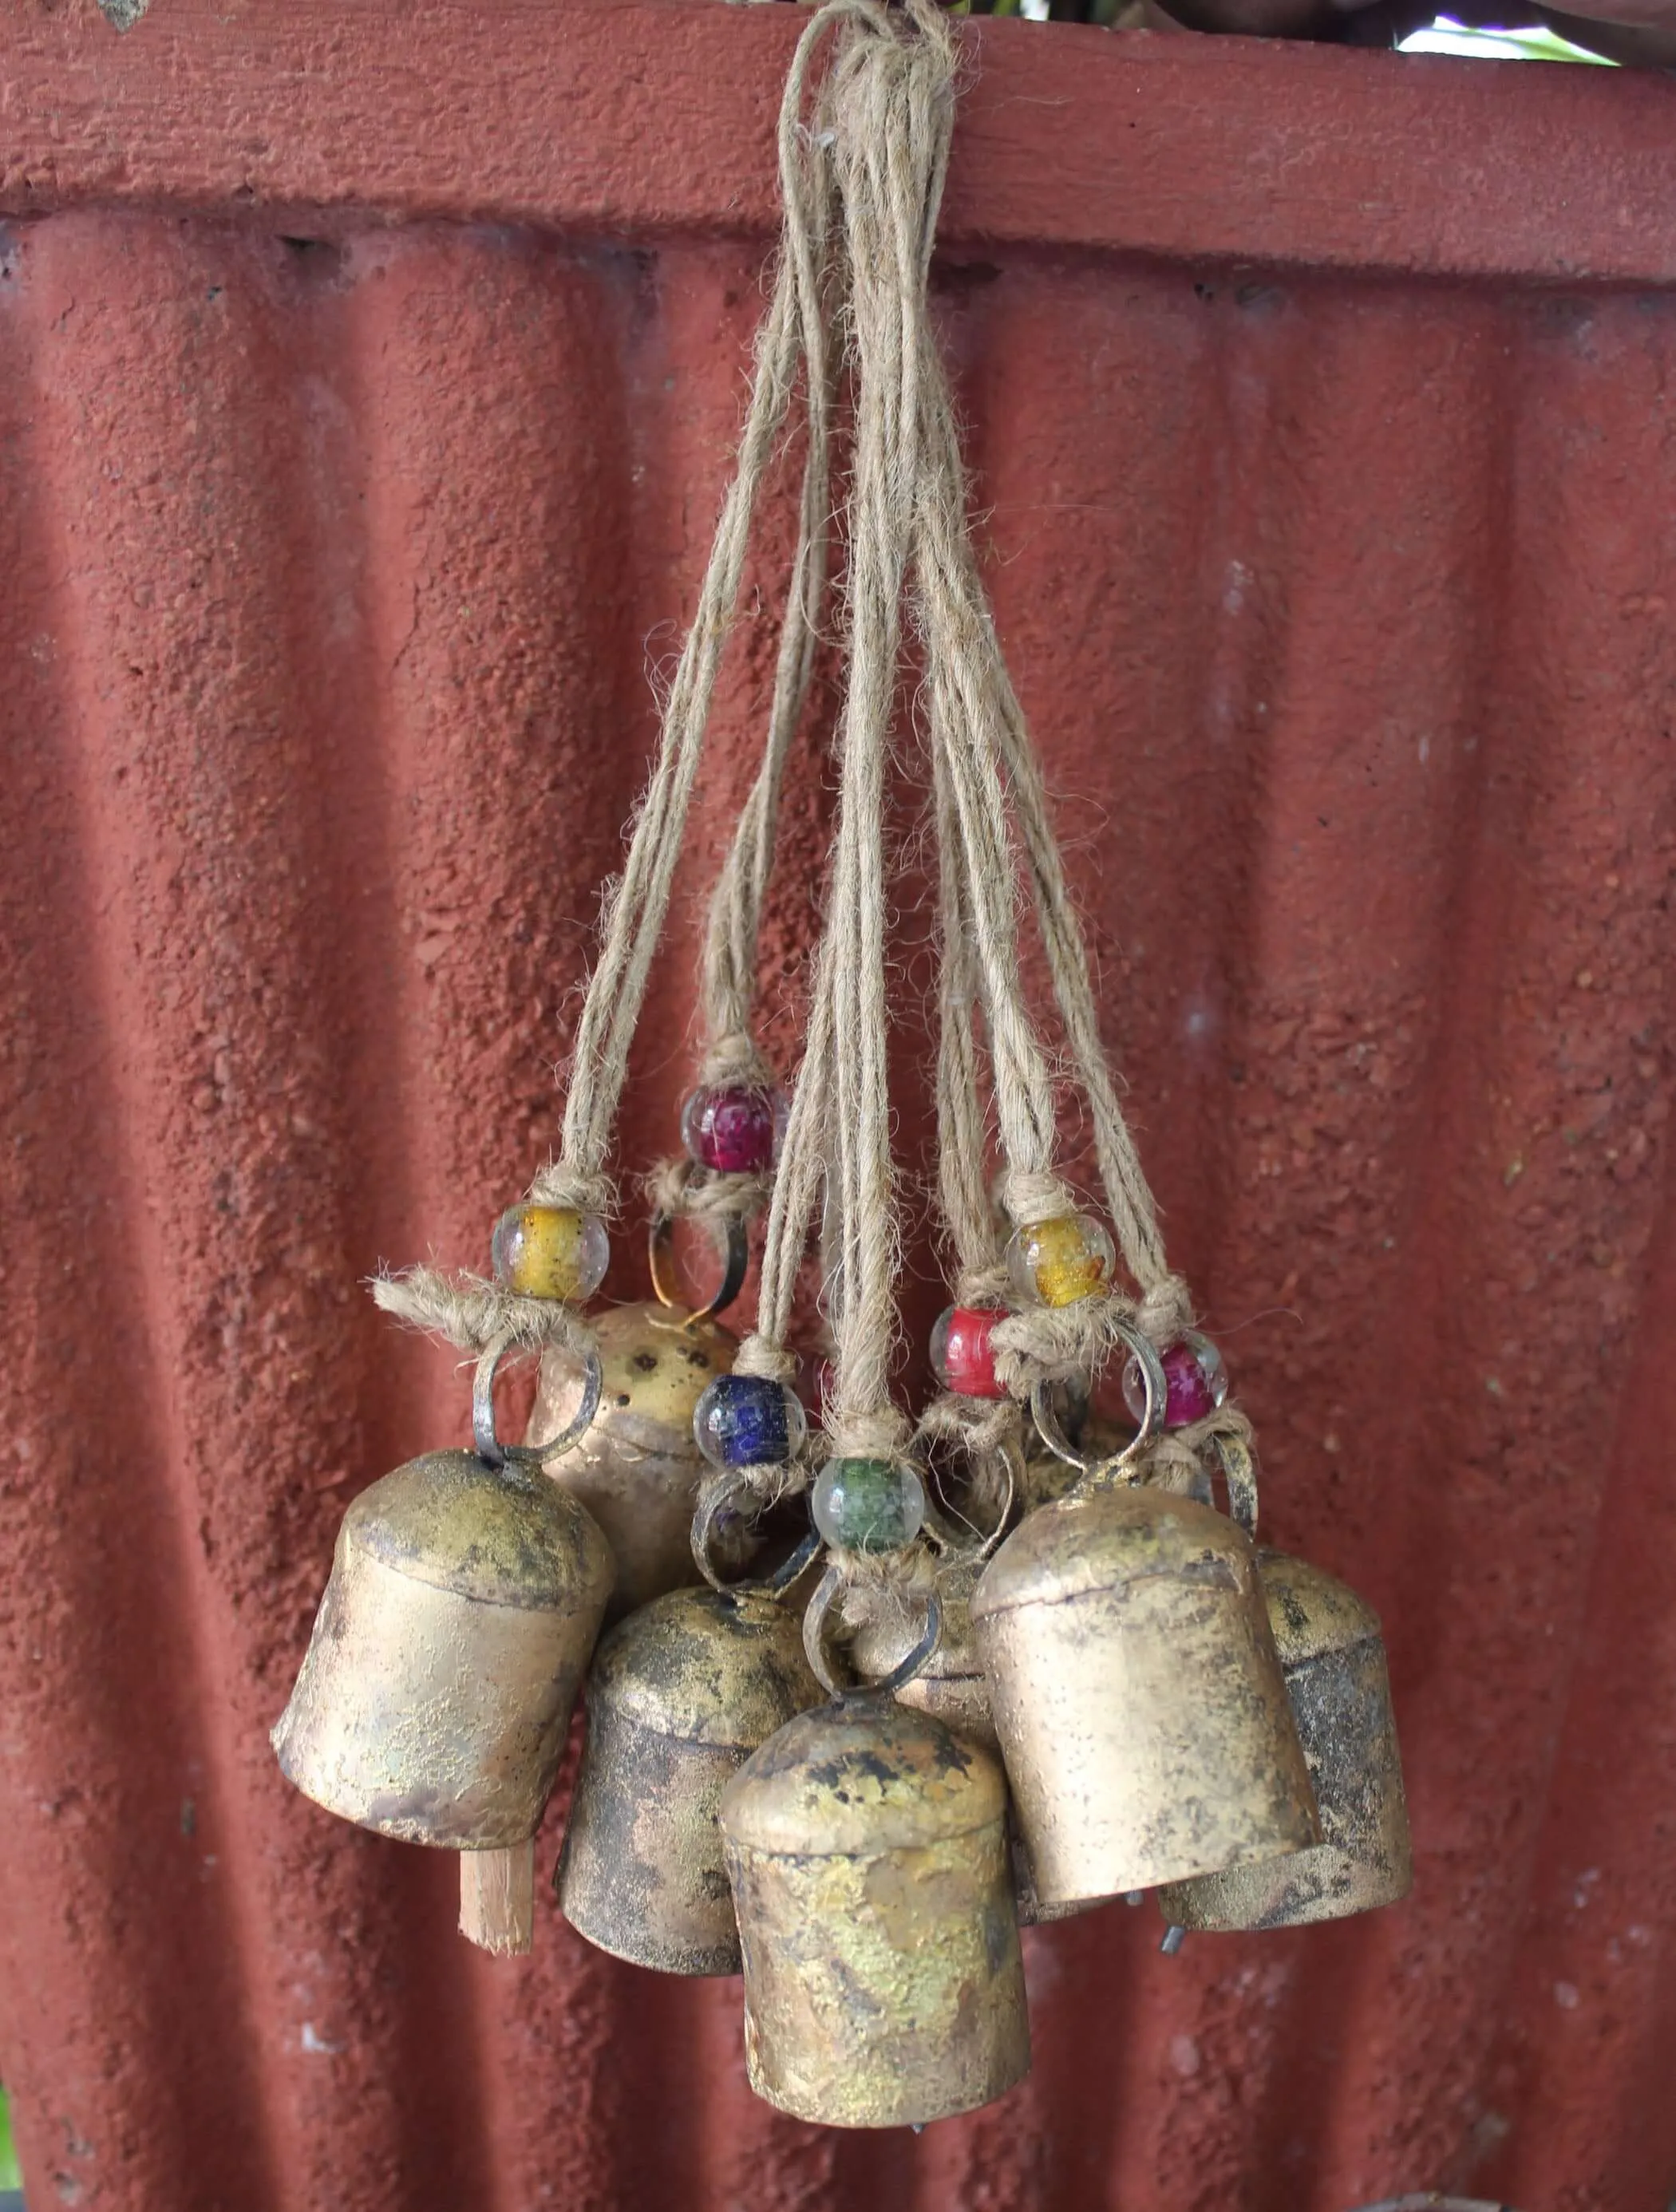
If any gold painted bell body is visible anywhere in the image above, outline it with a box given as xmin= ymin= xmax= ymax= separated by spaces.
xmin=720 ymin=1698 xmax=1030 ymax=2128
xmin=1157 ymin=1549 xmax=1411 ymax=1931
xmin=273 ymin=1449 xmax=614 ymax=1847
xmin=848 ymin=1562 xmax=1096 ymax=1926
xmin=557 ymin=1584 xmax=821 ymax=1974
xmin=529 ymin=1300 xmax=736 ymax=1620
xmin=972 ymin=1486 xmax=1319 ymax=1906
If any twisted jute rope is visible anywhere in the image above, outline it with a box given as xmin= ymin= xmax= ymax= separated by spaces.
xmin=702 ymin=0 xmax=951 ymax=1580
xmin=374 ymin=23 xmax=841 ymax=1356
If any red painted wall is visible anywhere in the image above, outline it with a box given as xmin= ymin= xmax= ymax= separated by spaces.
xmin=2 ymin=6 xmax=1674 ymax=2209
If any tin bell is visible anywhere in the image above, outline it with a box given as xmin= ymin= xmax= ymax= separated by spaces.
xmin=1156 ymin=1549 xmax=1411 ymax=1931
xmin=528 ymin=1298 xmax=737 ymax=1621
xmin=719 ymin=1691 xmax=1030 ymax=2127
xmin=557 ymin=1580 xmax=821 ymax=1973
xmin=973 ymin=1339 xmax=1318 ymax=1908
xmin=272 ymin=1446 xmax=615 ymax=1849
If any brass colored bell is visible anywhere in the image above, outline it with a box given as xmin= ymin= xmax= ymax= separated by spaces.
xmin=273 ymin=1448 xmax=614 ymax=1847
xmin=1156 ymin=1549 xmax=1411 ymax=1931
xmin=556 ymin=1584 xmax=822 ymax=1973
xmin=848 ymin=1562 xmax=1097 ymax=1926
xmin=528 ymin=1301 xmax=736 ymax=1619
xmin=719 ymin=1699 xmax=1030 ymax=2127
xmin=971 ymin=1486 xmax=1320 ymax=1906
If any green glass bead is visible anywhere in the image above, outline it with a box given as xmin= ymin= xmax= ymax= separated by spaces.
xmin=811 ymin=1458 xmax=926 ymax=1554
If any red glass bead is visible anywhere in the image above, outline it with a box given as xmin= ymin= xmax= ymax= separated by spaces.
xmin=930 ymin=1305 xmax=1006 ymax=1400
xmin=681 ymin=1083 xmax=784 ymax=1174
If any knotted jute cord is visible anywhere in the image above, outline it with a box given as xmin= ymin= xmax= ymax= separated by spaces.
xmin=375 ymin=22 xmax=843 ymax=1355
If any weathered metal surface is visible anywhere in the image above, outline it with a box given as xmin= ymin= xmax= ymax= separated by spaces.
xmin=1156 ymin=1550 xmax=1413 ymax=1930
xmin=1 ymin=2 xmax=1674 ymax=2207
xmin=721 ymin=1700 xmax=1030 ymax=2127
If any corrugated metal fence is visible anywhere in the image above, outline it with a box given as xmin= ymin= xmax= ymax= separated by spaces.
xmin=2 ymin=4 xmax=1675 ymax=2208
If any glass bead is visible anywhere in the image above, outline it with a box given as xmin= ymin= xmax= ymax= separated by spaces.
xmin=490 ymin=1204 xmax=609 ymax=1303
xmin=694 ymin=1373 xmax=807 ymax=1469
xmin=929 ymin=1305 xmax=1006 ymax=1400
xmin=1122 ymin=1330 xmax=1229 ymax=1428
xmin=680 ymin=1083 xmax=787 ymax=1175
xmin=811 ymin=1457 xmax=927 ymax=1554
xmin=1006 ymin=1212 xmax=1115 ymax=1309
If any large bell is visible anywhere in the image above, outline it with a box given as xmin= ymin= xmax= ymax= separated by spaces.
xmin=971 ymin=1485 xmax=1319 ymax=1906
xmin=848 ymin=1561 xmax=1097 ymax=1926
xmin=528 ymin=1301 xmax=736 ymax=1620
xmin=1156 ymin=1549 xmax=1411 ymax=1930
xmin=719 ymin=1698 xmax=1030 ymax=2127
xmin=556 ymin=1584 xmax=821 ymax=1973
xmin=273 ymin=1448 xmax=614 ymax=1847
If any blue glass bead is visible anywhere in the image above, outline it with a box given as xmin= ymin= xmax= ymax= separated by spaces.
xmin=694 ymin=1373 xmax=807 ymax=1469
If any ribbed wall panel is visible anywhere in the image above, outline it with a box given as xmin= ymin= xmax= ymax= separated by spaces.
xmin=2 ymin=9 xmax=1674 ymax=2210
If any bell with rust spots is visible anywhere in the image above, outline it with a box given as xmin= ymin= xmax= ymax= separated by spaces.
xmin=718 ymin=1698 xmax=1030 ymax=2127
xmin=528 ymin=1301 xmax=737 ymax=1621
xmin=556 ymin=1583 xmax=822 ymax=1973
xmin=1156 ymin=1549 xmax=1411 ymax=1932
xmin=971 ymin=1484 xmax=1320 ymax=1907
xmin=848 ymin=1560 xmax=1099 ymax=1926
xmin=272 ymin=1448 xmax=614 ymax=1850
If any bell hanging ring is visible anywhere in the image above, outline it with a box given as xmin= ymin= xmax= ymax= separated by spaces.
xmin=556 ymin=1522 xmax=823 ymax=1974
xmin=1156 ymin=1549 xmax=1411 ymax=1932
xmin=971 ymin=1322 xmax=1319 ymax=1907
xmin=719 ymin=1586 xmax=1030 ymax=2127
xmin=271 ymin=1428 xmax=615 ymax=1850
xmin=528 ymin=1294 xmax=739 ymax=1621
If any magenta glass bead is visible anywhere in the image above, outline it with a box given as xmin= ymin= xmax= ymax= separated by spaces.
xmin=1122 ymin=1330 xmax=1228 ymax=1428
xmin=930 ymin=1305 xmax=1006 ymax=1400
xmin=681 ymin=1083 xmax=785 ymax=1174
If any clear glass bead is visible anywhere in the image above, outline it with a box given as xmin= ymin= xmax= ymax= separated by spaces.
xmin=490 ymin=1204 xmax=609 ymax=1303
xmin=693 ymin=1373 xmax=807 ymax=1469
xmin=1006 ymin=1212 xmax=1115 ymax=1309
xmin=811 ymin=1458 xmax=927 ymax=1554
xmin=1122 ymin=1329 xmax=1229 ymax=1428
xmin=680 ymin=1083 xmax=787 ymax=1175
xmin=929 ymin=1305 xmax=1006 ymax=1400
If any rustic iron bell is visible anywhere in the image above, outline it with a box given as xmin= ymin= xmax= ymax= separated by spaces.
xmin=272 ymin=1448 xmax=614 ymax=1849
xmin=971 ymin=1482 xmax=1320 ymax=1907
xmin=1156 ymin=1549 xmax=1411 ymax=1931
xmin=528 ymin=1299 xmax=737 ymax=1620
xmin=848 ymin=1559 xmax=1097 ymax=1926
xmin=556 ymin=1582 xmax=822 ymax=1973
xmin=720 ymin=1695 xmax=1030 ymax=2126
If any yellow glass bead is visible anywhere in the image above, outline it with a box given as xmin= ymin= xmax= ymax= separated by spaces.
xmin=1008 ymin=1212 xmax=1114 ymax=1309
xmin=491 ymin=1205 xmax=609 ymax=1303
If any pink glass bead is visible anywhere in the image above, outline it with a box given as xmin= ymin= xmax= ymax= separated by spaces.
xmin=930 ymin=1305 xmax=1006 ymax=1400
xmin=1122 ymin=1330 xmax=1228 ymax=1428
xmin=681 ymin=1083 xmax=785 ymax=1174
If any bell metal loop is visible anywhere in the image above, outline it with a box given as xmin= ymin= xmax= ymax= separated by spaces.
xmin=648 ymin=1207 xmax=751 ymax=1327
xmin=473 ymin=1329 xmax=602 ymax=1471
xmin=800 ymin=1560 xmax=943 ymax=1701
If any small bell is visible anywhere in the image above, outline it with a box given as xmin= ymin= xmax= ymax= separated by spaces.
xmin=556 ymin=1584 xmax=821 ymax=1973
xmin=848 ymin=1561 xmax=1097 ymax=1926
xmin=1155 ymin=1549 xmax=1411 ymax=1931
xmin=273 ymin=1448 xmax=614 ymax=1848
xmin=720 ymin=1697 xmax=1030 ymax=2127
xmin=528 ymin=1301 xmax=736 ymax=1619
xmin=971 ymin=1485 xmax=1319 ymax=1906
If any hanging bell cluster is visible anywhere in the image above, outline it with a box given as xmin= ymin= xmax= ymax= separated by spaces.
xmin=271 ymin=0 xmax=1413 ymax=2136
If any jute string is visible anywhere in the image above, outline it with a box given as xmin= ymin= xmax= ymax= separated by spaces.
xmin=374 ymin=26 xmax=840 ymax=1353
